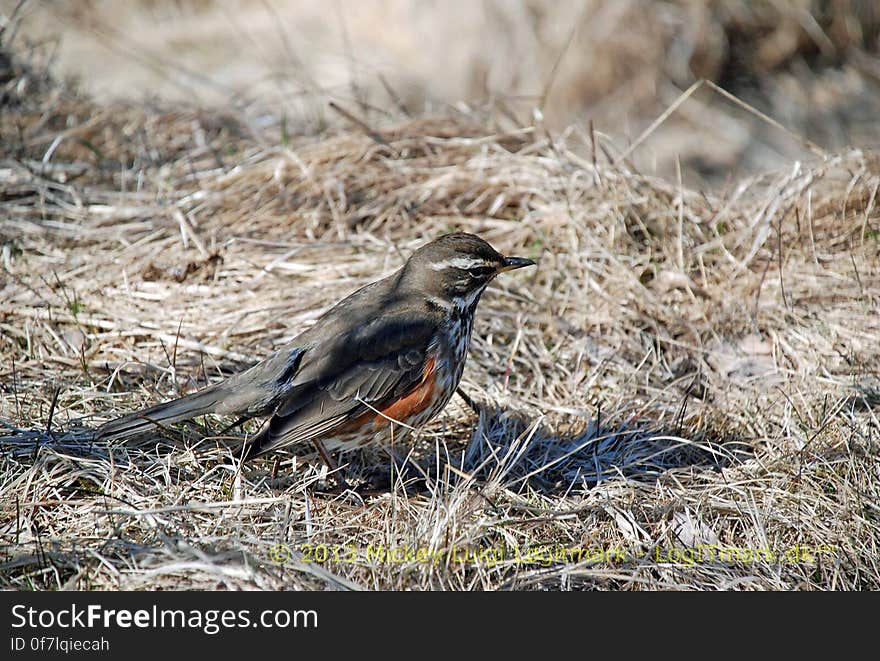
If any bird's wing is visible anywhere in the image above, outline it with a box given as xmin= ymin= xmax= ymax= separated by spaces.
xmin=245 ymin=312 xmax=439 ymax=455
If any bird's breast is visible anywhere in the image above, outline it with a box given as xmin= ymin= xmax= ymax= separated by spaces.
xmin=438 ymin=300 xmax=478 ymax=387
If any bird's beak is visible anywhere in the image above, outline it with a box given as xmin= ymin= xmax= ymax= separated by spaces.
xmin=499 ymin=256 xmax=536 ymax=272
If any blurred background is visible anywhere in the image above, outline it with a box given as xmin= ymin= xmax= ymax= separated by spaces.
xmin=4 ymin=0 xmax=880 ymax=186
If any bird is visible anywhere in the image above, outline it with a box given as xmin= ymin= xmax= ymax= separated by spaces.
xmin=97 ymin=232 xmax=535 ymax=477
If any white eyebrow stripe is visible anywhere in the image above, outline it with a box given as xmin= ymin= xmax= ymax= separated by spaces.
xmin=430 ymin=256 xmax=490 ymax=271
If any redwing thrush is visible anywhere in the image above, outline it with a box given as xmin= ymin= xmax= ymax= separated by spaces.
xmin=97 ymin=233 xmax=534 ymax=464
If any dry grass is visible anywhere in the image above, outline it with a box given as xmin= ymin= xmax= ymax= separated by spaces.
xmin=8 ymin=0 xmax=880 ymax=185
xmin=2 ymin=39 xmax=880 ymax=591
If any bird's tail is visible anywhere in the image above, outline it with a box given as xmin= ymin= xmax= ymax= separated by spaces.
xmin=239 ymin=422 xmax=272 ymax=460
xmin=97 ymin=384 xmax=225 ymax=440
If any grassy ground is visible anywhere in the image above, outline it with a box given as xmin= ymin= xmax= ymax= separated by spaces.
xmin=2 ymin=41 xmax=879 ymax=591
xmin=7 ymin=0 xmax=880 ymax=186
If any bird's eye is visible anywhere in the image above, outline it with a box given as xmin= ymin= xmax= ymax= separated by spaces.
xmin=468 ymin=266 xmax=494 ymax=278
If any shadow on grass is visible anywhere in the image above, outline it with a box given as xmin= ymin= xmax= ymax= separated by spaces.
xmin=321 ymin=400 xmax=753 ymax=496
xmin=451 ymin=403 xmax=753 ymax=495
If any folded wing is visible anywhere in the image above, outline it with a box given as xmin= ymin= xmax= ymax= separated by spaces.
xmin=245 ymin=313 xmax=439 ymax=455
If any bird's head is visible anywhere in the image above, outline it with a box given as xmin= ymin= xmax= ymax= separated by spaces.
xmin=402 ymin=232 xmax=535 ymax=306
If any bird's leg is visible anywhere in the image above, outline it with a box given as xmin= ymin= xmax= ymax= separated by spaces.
xmin=382 ymin=444 xmax=428 ymax=483
xmin=312 ymin=439 xmax=351 ymax=491
xmin=456 ymin=387 xmax=480 ymax=415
